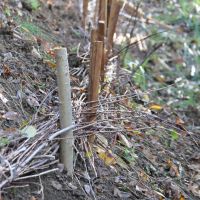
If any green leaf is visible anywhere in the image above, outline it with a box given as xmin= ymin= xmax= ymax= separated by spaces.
xmin=4 ymin=8 xmax=11 ymax=16
xmin=123 ymin=52 xmax=133 ymax=69
xmin=0 ymin=137 xmax=9 ymax=147
xmin=133 ymin=66 xmax=146 ymax=90
xmin=123 ymin=148 xmax=137 ymax=163
xmin=171 ymin=130 xmax=179 ymax=141
xmin=21 ymin=125 xmax=37 ymax=138
xmin=28 ymin=0 xmax=40 ymax=10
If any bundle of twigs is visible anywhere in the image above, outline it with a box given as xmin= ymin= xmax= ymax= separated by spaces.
xmin=0 ymin=114 xmax=61 ymax=189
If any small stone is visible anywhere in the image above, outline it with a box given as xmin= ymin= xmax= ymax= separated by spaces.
xmin=84 ymin=184 xmax=91 ymax=194
xmin=51 ymin=180 xmax=62 ymax=190
xmin=3 ymin=52 xmax=13 ymax=61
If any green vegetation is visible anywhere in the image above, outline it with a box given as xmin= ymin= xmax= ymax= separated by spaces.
xmin=121 ymin=1 xmax=200 ymax=111
xmin=27 ymin=0 xmax=40 ymax=10
xmin=0 ymin=137 xmax=9 ymax=147
xmin=20 ymin=21 xmax=47 ymax=39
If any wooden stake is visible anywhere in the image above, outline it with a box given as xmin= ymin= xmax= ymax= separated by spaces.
xmin=89 ymin=29 xmax=98 ymax=98
xmin=97 ymin=21 xmax=105 ymax=41
xmin=107 ymin=0 xmax=112 ymax=28
xmin=82 ymin=0 xmax=89 ymax=29
xmin=93 ymin=0 xmax=100 ymax=27
xmin=98 ymin=0 xmax=108 ymax=31
xmin=55 ymin=48 xmax=74 ymax=176
xmin=88 ymin=41 xmax=103 ymax=142
xmin=91 ymin=29 xmax=98 ymax=43
xmin=97 ymin=21 xmax=105 ymax=81
xmin=107 ymin=0 xmax=122 ymax=55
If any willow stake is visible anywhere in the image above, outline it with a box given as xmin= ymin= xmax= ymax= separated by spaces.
xmin=55 ymin=48 xmax=74 ymax=176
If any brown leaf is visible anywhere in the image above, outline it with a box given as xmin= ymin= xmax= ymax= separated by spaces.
xmin=3 ymin=64 xmax=11 ymax=77
xmin=176 ymin=117 xmax=185 ymax=125
xmin=167 ymin=160 xmax=180 ymax=177
xmin=174 ymin=57 xmax=184 ymax=65
xmin=44 ymin=60 xmax=56 ymax=68
xmin=179 ymin=193 xmax=185 ymax=200
xmin=124 ymin=120 xmax=135 ymax=132
xmin=0 ymin=128 xmax=18 ymax=136
xmin=30 ymin=196 xmax=37 ymax=200
xmin=139 ymin=170 xmax=150 ymax=182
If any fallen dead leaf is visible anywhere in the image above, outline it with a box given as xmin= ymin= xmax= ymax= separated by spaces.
xmin=21 ymin=125 xmax=37 ymax=138
xmin=44 ymin=60 xmax=56 ymax=68
xmin=176 ymin=117 xmax=185 ymax=125
xmin=124 ymin=120 xmax=135 ymax=132
xmin=3 ymin=64 xmax=11 ymax=77
xmin=139 ymin=170 xmax=150 ymax=182
xmin=51 ymin=180 xmax=62 ymax=190
xmin=167 ymin=159 xmax=180 ymax=177
xmin=95 ymin=146 xmax=116 ymax=166
xmin=68 ymin=182 xmax=77 ymax=190
xmin=0 ymin=128 xmax=18 ymax=136
xmin=30 ymin=196 xmax=37 ymax=200
xmin=98 ymin=150 xmax=116 ymax=166
xmin=148 ymin=103 xmax=163 ymax=111
xmin=154 ymin=74 xmax=166 ymax=83
xmin=117 ymin=133 xmax=132 ymax=148
xmin=179 ymin=193 xmax=185 ymax=200
xmin=136 ymin=185 xmax=148 ymax=193
xmin=2 ymin=111 xmax=19 ymax=120
xmin=26 ymin=95 xmax=40 ymax=107
xmin=115 ymin=155 xmax=129 ymax=169
xmin=96 ymin=133 xmax=108 ymax=148
xmin=153 ymin=190 xmax=165 ymax=199
xmin=31 ymin=46 xmax=42 ymax=59
xmin=114 ymin=187 xmax=131 ymax=198
xmin=84 ymin=184 xmax=91 ymax=194
xmin=0 ymin=92 xmax=8 ymax=104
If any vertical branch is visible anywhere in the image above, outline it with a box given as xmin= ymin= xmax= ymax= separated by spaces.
xmin=97 ymin=21 xmax=105 ymax=42
xmin=98 ymin=0 xmax=108 ymax=31
xmin=98 ymin=0 xmax=108 ymax=76
xmin=88 ymin=41 xmax=103 ymax=143
xmin=91 ymin=29 xmax=98 ymax=43
xmin=97 ymin=21 xmax=105 ymax=81
xmin=82 ymin=0 xmax=89 ymax=29
xmin=106 ymin=0 xmax=112 ymax=29
xmin=107 ymin=0 xmax=122 ymax=55
xmin=89 ymin=29 xmax=98 ymax=102
xmin=93 ymin=0 xmax=100 ymax=27
xmin=55 ymin=48 xmax=74 ymax=176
